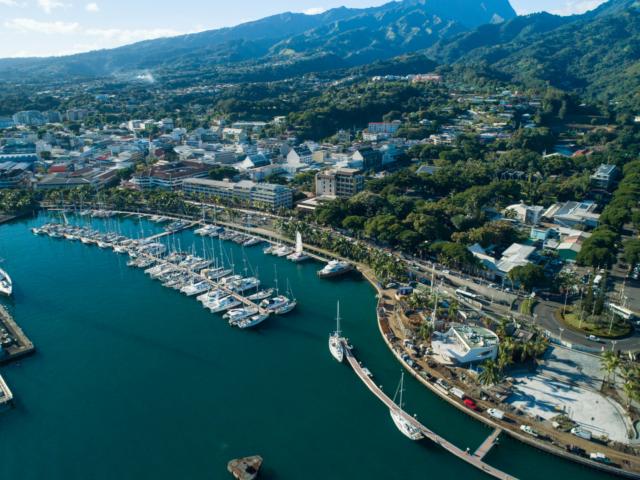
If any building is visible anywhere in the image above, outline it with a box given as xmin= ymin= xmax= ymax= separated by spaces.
xmin=352 ymin=147 xmax=382 ymax=171
xmin=315 ymin=168 xmax=364 ymax=198
xmin=431 ymin=324 xmax=499 ymax=365
xmin=543 ymin=201 xmax=600 ymax=229
xmin=66 ymin=109 xmax=89 ymax=122
xmin=367 ymin=121 xmax=401 ymax=135
xmin=286 ymin=145 xmax=313 ymax=168
xmin=130 ymin=161 xmax=209 ymax=190
xmin=590 ymin=164 xmax=619 ymax=190
xmin=0 ymin=162 xmax=31 ymax=189
xmin=468 ymin=243 xmax=537 ymax=281
xmin=504 ymin=203 xmax=545 ymax=225
xmin=182 ymin=178 xmax=293 ymax=210
xmin=36 ymin=168 xmax=119 ymax=190
xmin=12 ymin=111 xmax=46 ymax=127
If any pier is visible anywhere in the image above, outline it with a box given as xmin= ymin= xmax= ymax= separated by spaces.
xmin=0 ymin=304 xmax=35 ymax=365
xmin=142 ymin=221 xmax=198 ymax=243
xmin=341 ymin=339 xmax=516 ymax=480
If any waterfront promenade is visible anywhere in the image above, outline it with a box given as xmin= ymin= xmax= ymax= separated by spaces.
xmin=341 ymin=338 xmax=516 ymax=480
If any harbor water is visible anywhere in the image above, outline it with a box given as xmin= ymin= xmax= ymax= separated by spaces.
xmin=0 ymin=213 xmax=618 ymax=480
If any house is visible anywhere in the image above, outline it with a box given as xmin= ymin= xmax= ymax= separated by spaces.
xmin=235 ymin=154 xmax=270 ymax=171
xmin=590 ymin=164 xmax=619 ymax=190
xmin=543 ymin=201 xmax=600 ymax=229
xmin=416 ymin=165 xmax=440 ymax=176
xmin=286 ymin=145 xmax=313 ymax=169
xmin=468 ymin=243 xmax=537 ymax=281
xmin=557 ymin=233 xmax=590 ymax=262
xmin=431 ymin=324 xmax=499 ymax=365
xmin=352 ymin=147 xmax=382 ymax=171
xmin=504 ymin=203 xmax=545 ymax=225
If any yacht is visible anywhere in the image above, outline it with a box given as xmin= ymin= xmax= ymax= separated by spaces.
xmin=329 ymin=301 xmax=344 ymax=363
xmin=274 ymin=245 xmax=294 ymax=257
xmin=197 ymin=289 xmax=224 ymax=304
xmin=274 ymin=298 xmax=297 ymax=315
xmin=181 ymin=280 xmax=211 ymax=297
xmin=243 ymin=237 xmax=263 ymax=247
xmin=113 ymin=244 xmax=128 ymax=254
xmin=225 ymin=306 xmax=259 ymax=325
xmin=204 ymin=267 xmax=233 ymax=281
xmin=318 ymin=260 xmax=353 ymax=279
xmin=260 ymin=295 xmax=290 ymax=313
xmin=233 ymin=277 xmax=260 ymax=293
xmin=219 ymin=275 xmax=242 ymax=288
xmin=247 ymin=289 xmax=274 ymax=301
xmin=208 ymin=295 xmax=241 ymax=313
xmin=390 ymin=372 xmax=424 ymax=441
xmin=236 ymin=313 xmax=270 ymax=329
xmin=287 ymin=231 xmax=310 ymax=263
xmin=0 ymin=268 xmax=13 ymax=296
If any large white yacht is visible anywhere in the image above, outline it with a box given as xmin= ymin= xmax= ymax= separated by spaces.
xmin=236 ymin=313 xmax=270 ymax=329
xmin=318 ymin=260 xmax=353 ymax=279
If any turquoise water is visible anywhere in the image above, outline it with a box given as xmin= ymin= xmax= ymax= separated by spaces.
xmin=0 ymin=214 xmax=616 ymax=480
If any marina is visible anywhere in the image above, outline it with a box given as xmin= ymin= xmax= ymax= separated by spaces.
xmin=0 ymin=212 xmax=623 ymax=480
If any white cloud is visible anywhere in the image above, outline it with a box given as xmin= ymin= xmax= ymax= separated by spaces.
xmin=37 ymin=0 xmax=68 ymax=14
xmin=85 ymin=27 xmax=181 ymax=44
xmin=303 ymin=7 xmax=326 ymax=15
xmin=85 ymin=2 xmax=98 ymax=12
xmin=0 ymin=0 xmax=20 ymax=6
xmin=549 ymin=0 xmax=604 ymax=15
xmin=4 ymin=18 xmax=79 ymax=34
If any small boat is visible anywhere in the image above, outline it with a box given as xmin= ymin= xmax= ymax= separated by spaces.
xmin=274 ymin=245 xmax=294 ymax=257
xmin=329 ymin=301 xmax=344 ymax=363
xmin=208 ymin=295 xmax=241 ymax=313
xmin=243 ymin=237 xmax=263 ymax=247
xmin=287 ymin=231 xmax=310 ymax=263
xmin=0 ymin=268 xmax=13 ymax=296
xmin=274 ymin=299 xmax=297 ymax=315
xmin=225 ymin=306 xmax=259 ymax=325
xmin=181 ymin=281 xmax=212 ymax=297
xmin=390 ymin=372 xmax=424 ymax=441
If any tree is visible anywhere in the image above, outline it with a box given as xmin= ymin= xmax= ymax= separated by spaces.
xmin=623 ymin=239 xmax=640 ymax=269
xmin=576 ymin=227 xmax=618 ymax=269
xmin=507 ymin=264 xmax=547 ymax=292
xmin=478 ymin=359 xmax=502 ymax=386
xmin=620 ymin=364 xmax=640 ymax=410
xmin=209 ymin=166 xmax=238 ymax=181
xmin=600 ymin=351 xmax=620 ymax=388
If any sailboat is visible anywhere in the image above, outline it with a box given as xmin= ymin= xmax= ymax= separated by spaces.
xmin=328 ymin=301 xmax=344 ymax=362
xmin=390 ymin=372 xmax=424 ymax=441
xmin=0 ymin=267 xmax=13 ymax=296
xmin=287 ymin=231 xmax=310 ymax=263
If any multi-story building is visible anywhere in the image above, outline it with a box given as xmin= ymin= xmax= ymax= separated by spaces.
xmin=431 ymin=324 xmax=499 ymax=365
xmin=182 ymin=178 xmax=293 ymax=210
xmin=315 ymin=168 xmax=364 ymax=199
xmin=352 ymin=147 xmax=382 ymax=171
xmin=367 ymin=121 xmax=401 ymax=135
xmin=12 ymin=111 xmax=46 ymax=127
xmin=590 ymin=164 xmax=619 ymax=190
xmin=66 ymin=109 xmax=89 ymax=122
xmin=130 ymin=161 xmax=209 ymax=190
xmin=0 ymin=162 xmax=32 ymax=189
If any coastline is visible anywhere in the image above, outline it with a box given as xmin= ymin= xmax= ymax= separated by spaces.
xmin=37 ymin=207 xmax=640 ymax=478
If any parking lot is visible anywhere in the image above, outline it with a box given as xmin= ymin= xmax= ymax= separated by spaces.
xmin=506 ymin=346 xmax=633 ymax=444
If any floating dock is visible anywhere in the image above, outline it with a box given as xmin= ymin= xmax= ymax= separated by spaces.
xmin=341 ymin=339 xmax=516 ymax=480
xmin=0 ymin=305 xmax=35 ymax=365
xmin=0 ymin=373 xmax=13 ymax=407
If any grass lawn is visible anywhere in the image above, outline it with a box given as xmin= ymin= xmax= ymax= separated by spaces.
xmin=519 ymin=298 xmax=537 ymax=316
xmin=557 ymin=308 xmax=633 ymax=338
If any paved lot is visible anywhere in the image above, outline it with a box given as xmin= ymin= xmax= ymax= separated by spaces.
xmin=506 ymin=346 xmax=632 ymax=444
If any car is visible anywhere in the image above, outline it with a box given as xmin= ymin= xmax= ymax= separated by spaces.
xmin=586 ymin=334 xmax=601 ymax=342
xmin=463 ymin=398 xmax=479 ymax=411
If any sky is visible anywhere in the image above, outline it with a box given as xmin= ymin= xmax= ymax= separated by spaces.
xmin=0 ymin=0 xmax=608 ymax=59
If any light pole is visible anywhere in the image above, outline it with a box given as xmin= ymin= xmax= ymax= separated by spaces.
xmin=611 ymin=340 xmax=617 ymax=353
xmin=559 ymin=327 xmax=565 ymax=343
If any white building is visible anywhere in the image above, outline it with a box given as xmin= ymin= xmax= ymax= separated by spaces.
xmin=432 ymin=324 xmax=499 ymax=365
xmin=504 ymin=203 xmax=545 ymax=225
xmin=182 ymin=178 xmax=293 ymax=210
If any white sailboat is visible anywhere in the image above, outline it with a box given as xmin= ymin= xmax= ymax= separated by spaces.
xmin=328 ymin=301 xmax=344 ymax=362
xmin=287 ymin=231 xmax=310 ymax=263
xmin=0 ymin=267 xmax=13 ymax=296
xmin=390 ymin=372 xmax=424 ymax=441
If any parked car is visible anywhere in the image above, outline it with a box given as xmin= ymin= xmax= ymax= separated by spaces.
xmin=586 ymin=335 xmax=602 ymax=343
xmin=463 ymin=398 xmax=479 ymax=411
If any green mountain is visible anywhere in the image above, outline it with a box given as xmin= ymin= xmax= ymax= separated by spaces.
xmin=0 ymin=0 xmax=516 ymax=83
xmin=430 ymin=0 xmax=640 ymax=109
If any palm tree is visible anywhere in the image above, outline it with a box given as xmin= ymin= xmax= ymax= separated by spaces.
xmin=600 ymin=351 xmax=620 ymax=389
xmin=520 ymin=340 xmax=536 ymax=362
xmin=620 ymin=364 xmax=640 ymax=410
xmin=418 ymin=322 xmax=433 ymax=341
xmin=478 ymin=359 xmax=502 ymax=386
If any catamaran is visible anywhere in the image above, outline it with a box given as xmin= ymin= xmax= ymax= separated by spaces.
xmin=274 ymin=244 xmax=294 ymax=257
xmin=287 ymin=231 xmax=310 ymax=263
xmin=225 ymin=306 xmax=259 ymax=325
xmin=208 ymin=295 xmax=241 ymax=313
xmin=181 ymin=280 xmax=212 ymax=297
xmin=390 ymin=372 xmax=424 ymax=441
xmin=0 ymin=268 xmax=13 ymax=296
xmin=329 ymin=301 xmax=344 ymax=363
xmin=247 ymin=288 xmax=274 ymax=301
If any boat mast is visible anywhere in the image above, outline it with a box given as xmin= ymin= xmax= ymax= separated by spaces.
xmin=336 ymin=301 xmax=341 ymax=336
